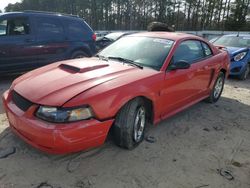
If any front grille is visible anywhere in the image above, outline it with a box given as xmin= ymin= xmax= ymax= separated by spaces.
xmin=12 ymin=91 xmax=33 ymax=111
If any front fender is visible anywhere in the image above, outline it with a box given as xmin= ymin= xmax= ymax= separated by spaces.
xmin=63 ymin=74 xmax=163 ymax=120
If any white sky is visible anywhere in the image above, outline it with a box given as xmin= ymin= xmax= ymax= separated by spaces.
xmin=0 ymin=0 xmax=21 ymax=12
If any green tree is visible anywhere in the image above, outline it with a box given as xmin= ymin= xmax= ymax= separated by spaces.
xmin=3 ymin=0 xmax=250 ymax=31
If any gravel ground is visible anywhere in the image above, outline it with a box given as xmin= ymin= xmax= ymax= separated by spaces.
xmin=0 ymin=76 xmax=250 ymax=188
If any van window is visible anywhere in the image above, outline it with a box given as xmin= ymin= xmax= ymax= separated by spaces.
xmin=0 ymin=17 xmax=30 ymax=36
xmin=37 ymin=17 xmax=64 ymax=39
xmin=0 ymin=20 xmax=7 ymax=36
xmin=68 ymin=22 xmax=84 ymax=38
xmin=64 ymin=19 xmax=90 ymax=40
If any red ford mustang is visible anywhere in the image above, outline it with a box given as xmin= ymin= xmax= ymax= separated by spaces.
xmin=2 ymin=32 xmax=230 ymax=154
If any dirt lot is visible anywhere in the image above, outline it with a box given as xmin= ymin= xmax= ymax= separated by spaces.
xmin=0 ymin=76 xmax=250 ymax=188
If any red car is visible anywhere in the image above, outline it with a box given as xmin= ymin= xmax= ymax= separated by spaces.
xmin=2 ymin=32 xmax=230 ymax=154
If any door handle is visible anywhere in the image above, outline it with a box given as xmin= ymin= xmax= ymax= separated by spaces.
xmin=25 ymin=39 xmax=35 ymax=43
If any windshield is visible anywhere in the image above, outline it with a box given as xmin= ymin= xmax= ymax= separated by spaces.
xmin=105 ymin=32 xmax=125 ymax=41
xmin=98 ymin=36 xmax=174 ymax=70
xmin=214 ymin=35 xmax=250 ymax=48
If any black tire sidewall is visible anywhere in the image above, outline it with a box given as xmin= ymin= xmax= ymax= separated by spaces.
xmin=239 ymin=64 xmax=249 ymax=80
xmin=71 ymin=51 xmax=87 ymax=59
xmin=113 ymin=98 xmax=147 ymax=149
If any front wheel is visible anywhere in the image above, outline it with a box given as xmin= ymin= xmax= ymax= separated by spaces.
xmin=113 ymin=98 xmax=147 ymax=149
xmin=206 ymin=72 xmax=225 ymax=103
xmin=239 ymin=64 xmax=249 ymax=80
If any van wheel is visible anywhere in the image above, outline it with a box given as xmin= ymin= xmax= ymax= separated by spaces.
xmin=239 ymin=64 xmax=249 ymax=80
xmin=206 ymin=72 xmax=225 ymax=103
xmin=71 ymin=51 xmax=87 ymax=59
xmin=113 ymin=98 xmax=147 ymax=149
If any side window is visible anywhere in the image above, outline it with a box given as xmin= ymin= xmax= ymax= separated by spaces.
xmin=36 ymin=17 xmax=64 ymax=39
xmin=8 ymin=18 xmax=30 ymax=35
xmin=0 ymin=17 xmax=30 ymax=36
xmin=0 ymin=20 xmax=7 ymax=36
xmin=67 ymin=21 xmax=84 ymax=39
xmin=202 ymin=42 xmax=213 ymax=56
xmin=174 ymin=40 xmax=205 ymax=64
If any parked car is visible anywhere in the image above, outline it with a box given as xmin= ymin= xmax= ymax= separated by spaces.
xmin=95 ymin=31 xmax=137 ymax=51
xmin=3 ymin=32 xmax=230 ymax=154
xmin=0 ymin=11 xmax=96 ymax=75
xmin=212 ymin=34 xmax=250 ymax=80
xmin=95 ymin=31 xmax=110 ymax=39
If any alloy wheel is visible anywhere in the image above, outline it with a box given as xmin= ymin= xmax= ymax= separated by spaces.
xmin=133 ymin=106 xmax=146 ymax=143
xmin=214 ymin=76 xmax=224 ymax=99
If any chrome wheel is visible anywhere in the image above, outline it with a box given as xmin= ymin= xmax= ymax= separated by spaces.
xmin=133 ymin=106 xmax=146 ymax=143
xmin=214 ymin=76 xmax=223 ymax=99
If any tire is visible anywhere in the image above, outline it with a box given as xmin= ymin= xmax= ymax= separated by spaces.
xmin=239 ymin=64 xmax=249 ymax=80
xmin=113 ymin=98 xmax=147 ymax=149
xmin=71 ymin=51 xmax=87 ymax=59
xmin=206 ymin=72 xmax=225 ymax=103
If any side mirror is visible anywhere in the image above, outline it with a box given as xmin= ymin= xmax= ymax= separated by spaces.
xmin=169 ymin=60 xmax=190 ymax=70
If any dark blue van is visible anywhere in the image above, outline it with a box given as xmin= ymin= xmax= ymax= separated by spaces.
xmin=0 ymin=11 xmax=96 ymax=74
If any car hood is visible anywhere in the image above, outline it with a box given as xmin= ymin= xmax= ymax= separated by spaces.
xmin=12 ymin=58 xmax=156 ymax=106
xmin=224 ymin=47 xmax=249 ymax=58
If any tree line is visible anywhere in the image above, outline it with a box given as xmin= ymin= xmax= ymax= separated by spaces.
xmin=4 ymin=0 xmax=250 ymax=31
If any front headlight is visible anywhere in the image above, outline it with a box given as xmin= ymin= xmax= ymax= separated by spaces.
xmin=36 ymin=106 xmax=93 ymax=123
xmin=233 ymin=52 xmax=247 ymax=61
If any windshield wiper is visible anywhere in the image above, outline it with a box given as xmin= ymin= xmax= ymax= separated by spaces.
xmin=108 ymin=56 xmax=143 ymax=69
xmin=95 ymin=54 xmax=109 ymax=61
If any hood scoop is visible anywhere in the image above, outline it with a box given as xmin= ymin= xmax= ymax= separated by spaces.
xmin=59 ymin=63 xmax=109 ymax=73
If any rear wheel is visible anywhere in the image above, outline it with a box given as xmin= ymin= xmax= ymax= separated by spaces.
xmin=239 ymin=64 xmax=249 ymax=80
xmin=71 ymin=51 xmax=87 ymax=59
xmin=113 ymin=98 xmax=147 ymax=149
xmin=206 ymin=72 xmax=225 ymax=103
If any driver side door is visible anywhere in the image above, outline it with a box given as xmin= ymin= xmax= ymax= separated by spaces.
xmin=160 ymin=40 xmax=211 ymax=119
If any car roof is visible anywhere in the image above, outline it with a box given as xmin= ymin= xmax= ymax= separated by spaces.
xmin=0 ymin=11 xmax=80 ymax=20
xmin=128 ymin=32 xmax=202 ymax=41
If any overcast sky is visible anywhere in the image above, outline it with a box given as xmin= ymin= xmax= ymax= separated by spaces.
xmin=0 ymin=0 xmax=21 ymax=12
